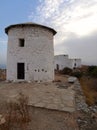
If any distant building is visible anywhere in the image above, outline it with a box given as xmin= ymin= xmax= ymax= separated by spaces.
xmin=5 ymin=22 xmax=56 ymax=82
xmin=54 ymin=55 xmax=81 ymax=70
xmin=54 ymin=55 xmax=69 ymax=70
xmin=69 ymin=58 xmax=81 ymax=69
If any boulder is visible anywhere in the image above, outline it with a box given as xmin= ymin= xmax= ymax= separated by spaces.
xmin=68 ymin=76 xmax=77 ymax=83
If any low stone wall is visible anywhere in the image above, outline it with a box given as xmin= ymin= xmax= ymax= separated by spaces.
xmin=74 ymin=79 xmax=97 ymax=130
xmin=74 ymin=80 xmax=89 ymax=112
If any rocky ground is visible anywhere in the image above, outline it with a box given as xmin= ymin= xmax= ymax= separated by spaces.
xmin=74 ymin=80 xmax=97 ymax=130
xmin=0 ymin=74 xmax=97 ymax=130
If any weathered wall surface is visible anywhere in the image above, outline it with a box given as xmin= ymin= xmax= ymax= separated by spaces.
xmin=7 ymin=26 xmax=54 ymax=82
xmin=72 ymin=59 xmax=81 ymax=68
xmin=54 ymin=55 xmax=69 ymax=70
xmin=54 ymin=55 xmax=81 ymax=70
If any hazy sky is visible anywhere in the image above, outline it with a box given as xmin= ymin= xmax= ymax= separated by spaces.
xmin=0 ymin=0 xmax=97 ymax=66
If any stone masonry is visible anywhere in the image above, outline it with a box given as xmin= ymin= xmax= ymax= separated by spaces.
xmin=5 ymin=23 xmax=56 ymax=82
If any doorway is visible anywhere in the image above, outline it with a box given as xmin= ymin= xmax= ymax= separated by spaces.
xmin=17 ymin=63 xmax=25 ymax=79
xmin=56 ymin=64 xmax=59 ymax=71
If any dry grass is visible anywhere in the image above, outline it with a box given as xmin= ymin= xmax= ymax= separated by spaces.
xmin=80 ymin=77 xmax=97 ymax=105
xmin=55 ymin=74 xmax=68 ymax=83
xmin=0 ymin=92 xmax=31 ymax=130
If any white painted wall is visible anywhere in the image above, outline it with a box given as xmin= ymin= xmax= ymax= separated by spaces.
xmin=54 ymin=55 xmax=81 ymax=70
xmin=70 ymin=59 xmax=81 ymax=69
xmin=6 ymin=24 xmax=55 ymax=82
xmin=54 ymin=55 xmax=69 ymax=70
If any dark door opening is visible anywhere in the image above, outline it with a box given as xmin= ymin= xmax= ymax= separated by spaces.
xmin=56 ymin=64 xmax=59 ymax=71
xmin=17 ymin=63 xmax=25 ymax=79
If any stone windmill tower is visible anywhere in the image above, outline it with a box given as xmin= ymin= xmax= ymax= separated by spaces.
xmin=5 ymin=23 xmax=56 ymax=82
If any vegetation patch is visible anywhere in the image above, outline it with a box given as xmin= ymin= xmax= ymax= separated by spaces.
xmin=80 ymin=77 xmax=97 ymax=106
xmin=1 ymin=92 xmax=31 ymax=130
xmin=60 ymin=65 xmax=97 ymax=106
xmin=60 ymin=67 xmax=72 ymax=75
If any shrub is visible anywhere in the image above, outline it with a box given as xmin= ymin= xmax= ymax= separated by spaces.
xmin=71 ymin=71 xmax=83 ymax=79
xmin=61 ymin=67 xmax=72 ymax=75
xmin=3 ymin=92 xmax=30 ymax=130
xmin=87 ymin=66 xmax=97 ymax=77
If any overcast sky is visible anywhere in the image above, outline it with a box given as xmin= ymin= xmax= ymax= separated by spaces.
xmin=0 ymin=0 xmax=97 ymax=66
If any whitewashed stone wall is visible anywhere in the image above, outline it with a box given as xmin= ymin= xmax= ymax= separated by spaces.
xmin=54 ymin=55 xmax=69 ymax=70
xmin=70 ymin=59 xmax=81 ymax=69
xmin=6 ymin=25 xmax=55 ymax=82
xmin=54 ymin=55 xmax=81 ymax=70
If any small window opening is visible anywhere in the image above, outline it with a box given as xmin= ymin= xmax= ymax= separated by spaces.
xmin=42 ymin=69 xmax=44 ymax=71
xmin=19 ymin=39 xmax=25 ymax=47
xmin=35 ymin=69 xmax=37 ymax=72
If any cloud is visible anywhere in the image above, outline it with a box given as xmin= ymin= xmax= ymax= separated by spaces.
xmin=28 ymin=0 xmax=97 ymax=65
xmin=29 ymin=0 xmax=97 ymax=37
xmin=55 ymin=31 xmax=97 ymax=65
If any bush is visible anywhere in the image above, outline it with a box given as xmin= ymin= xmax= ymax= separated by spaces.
xmin=3 ymin=92 xmax=30 ymax=130
xmin=87 ymin=66 xmax=97 ymax=77
xmin=71 ymin=71 xmax=83 ymax=79
xmin=61 ymin=67 xmax=72 ymax=75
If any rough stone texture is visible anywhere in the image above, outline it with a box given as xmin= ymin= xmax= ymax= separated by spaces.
xmin=74 ymin=80 xmax=89 ymax=112
xmin=6 ymin=24 xmax=55 ymax=82
xmin=74 ymin=79 xmax=97 ymax=130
